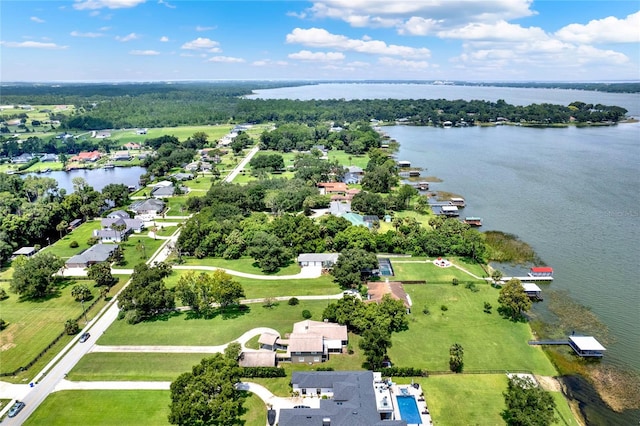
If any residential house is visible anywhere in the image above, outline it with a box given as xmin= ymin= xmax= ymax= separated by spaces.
xmin=111 ymin=151 xmax=131 ymax=161
xmin=171 ymin=172 xmax=194 ymax=181
xmin=11 ymin=246 xmax=37 ymax=260
xmin=129 ymin=198 xmax=166 ymax=219
xmin=366 ymin=281 xmax=412 ymax=313
xmin=11 ymin=153 xmax=33 ymax=164
xmin=95 ymin=131 xmax=111 ymax=139
xmin=185 ymin=161 xmax=213 ymax=172
xmin=67 ymin=218 xmax=83 ymax=231
xmin=65 ymin=244 xmax=117 ymax=268
xmin=70 ymin=151 xmax=102 ymax=162
xmin=343 ymin=165 xmax=364 ymax=184
xmin=238 ymin=351 xmax=277 ymax=368
xmin=317 ymin=182 xmax=347 ymax=196
xmin=291 ymin=320 xmax=348 ymax=354
xmin=297 ymin=253 xmax=340 ymax=268
xmin=280 ymin=371 xmax=406 ymax=426
xmin=124 ymin=142 xmax=141 ymax=150
xmin=94 ymin=215 xmax=144 ymax=243
xmin=151 ymin=184 xmax=179 ymax=198
xmin=136 ymin=128 xmax=147 ymax=135
xmin=40 ymin=153 xmax=58 ymax=162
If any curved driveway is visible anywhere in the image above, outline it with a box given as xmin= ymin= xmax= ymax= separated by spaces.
xmin=172 ymin=265 xmax=322 ymax=280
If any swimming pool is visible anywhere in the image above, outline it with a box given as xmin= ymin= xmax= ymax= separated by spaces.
xmin=396 ymin=395 xmax=422 ymax=425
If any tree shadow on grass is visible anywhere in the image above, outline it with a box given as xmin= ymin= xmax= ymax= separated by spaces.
xmin=222 ymin=304 xmax=251 ymax=320
xmin=145 ymin=310 xmax=181 ymax=322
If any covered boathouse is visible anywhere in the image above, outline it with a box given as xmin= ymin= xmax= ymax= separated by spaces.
xmin=529 ymin=266 xmax=553 ymax=277
xmin=568 ymin=336 xmax=606 ymax=358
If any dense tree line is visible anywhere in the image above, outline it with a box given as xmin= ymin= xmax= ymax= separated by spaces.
xmin=2 ymin=83 xmax=628 ymax=131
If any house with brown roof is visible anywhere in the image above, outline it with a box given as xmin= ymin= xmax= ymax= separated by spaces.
xmin=70 ymin=150 xmax=102 ymax=162
xmin=317 ymin=182 xmax=347 ymax=195
xmin=124 ymin=142 xmax=141 ymax=150
xmin=366 ymin=281 xmax=413 ymax=313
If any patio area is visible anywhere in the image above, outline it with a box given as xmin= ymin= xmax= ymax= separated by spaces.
xmin=391 ymin=383 xmax=433 ymax=425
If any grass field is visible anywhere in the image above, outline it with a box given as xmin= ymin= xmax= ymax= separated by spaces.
xmin=326 ymin=151 xmax=369 ymax=169
xmin=417 ymin=374 xmax=579 ymax=426
xmin=24 ymin=389 xmax=265 ymax=426
xmin=0 ymin=277 xmax=125 ymax=375
xmin=164 ymin=270 xmax=340 ymax=299
xmin=181 ymin=256 xmax=302 ymax=276
xmin=41 ymin=221 xmax=102 ymax=259
xmin=107 ymin=125 xmax=233 ymax=144
xmin=98 ymin=299 xmax=336 ymax=346
xmin=24 ymin=390 xmax=172 ymax=426
xmin=390 ymin=283 xmax=557 ymax=374
xmin=391 ymin=258 xmax=488 ymax=282
xmin=118 ymin=236 xmax=165 ymax=267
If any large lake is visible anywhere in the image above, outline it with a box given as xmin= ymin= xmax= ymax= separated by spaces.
xmin=252 ymin=83 xmax=640 ymax=373
xmin=26 ymin=166 xmax=146 ymax=193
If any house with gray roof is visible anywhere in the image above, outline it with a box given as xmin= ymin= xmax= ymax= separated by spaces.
xmin=280 ymin=371 xmax=406 ymax=426
xmin=129 ymin=199 xmax=165 ymax=219
xmin=94 ymin=216 xmax=144 ymax=242
xmin=297 ymin=253 xmax=340 ymax=268
xmin=65 ymin=244 xmax=117 ymax=268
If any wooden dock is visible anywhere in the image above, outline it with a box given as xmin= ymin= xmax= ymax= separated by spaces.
xmin=528 ymin=340 xmax=568 ymax=346
xmin=500 ymin=276 xmax=554 ymax=282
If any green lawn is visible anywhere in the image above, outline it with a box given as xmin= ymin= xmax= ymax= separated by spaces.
xmin=419 ymin=374 xmax=578 ymax=426
xmin=0 ymin=277 xmax=125 ymax=375
xmin=24 ymin=390 xmax=171 ymax=426
xmin=164 ymin=270 xmax=340 ymax=299
xmin=41 ymin=221 xmax=102 ymax=259
xmin=68 ymin=353 xmax=207 ymax=381
xmin=119 ymin=236 xmax=165 ymax=267
xmin=391 ymin=259 xmax=488 ymax=282
xmin=182 ymin=177 xmax=215 ymax=191
xmin=108 ymin=125 xmax=233 ymax=144
xmin=389 ymin=283 xmax=557 ymax=375
xmin=182 ymin=256 xmax=302 ymax=276
xmin=98 ymin=299 xmax=335 ymax=346
xmin=326 ymin=151 xmax=369 ymax=169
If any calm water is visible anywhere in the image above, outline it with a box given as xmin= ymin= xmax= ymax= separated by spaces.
xmin=26 ymin=166 xmax=146 ymax=193
xmin=249 ymin=82 xmax=640 ymax=118
xmin=387 ymin=124 xmax=640 ymax=372
xmin=252 ymin=83 xmax=640 ymax=373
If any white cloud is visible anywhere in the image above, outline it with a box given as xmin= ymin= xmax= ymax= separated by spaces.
xmin=160 ymin=36 xmax=169 ymax=42
xmin=555 ymin=11 xmax=640 ymax=44
xmin=288 ymin=50 xmax=345 ymax=61
xmin=196 ymin=25 xmax=216 ymax=32
xmin=115 ymin=33 xmax=139 ymax=42
xmin=437 ymin=20 xmax=547 ymax=41
xmin=99 ymin=26 xmax=111 ymax=31
xmin=30 ymin=16 xmax=45 ymax=23
xmin=309 ymin=0 xmax=535 ymax=30
xmin=286 ymin=27 xmax=430 ymax=58
xmin=378 ymin=56 xmax=429 ymax=69
xmin=286 ymin=11 xmax=307 ymax=19
xmin=73 ymin=0 xmax=146 ymax=10
xmin=0 ymin=41 xmax=68 ymax=50
xmin=181 ymin=37 xmax=220 ymax=52
xmin=130 ymin=49 xmax=160 ymax=55
xmin=252 ymin=59 xmax=289 ymax=67
xmin=157 ymin=0 xmax=175 ymax=9
xmin=70 ymin=30 xmax=104 ymax=38
xmin=397 ymin=17 xmax=440 ymax=36
xmin=207 ymin=56 xmax=245 ymax=63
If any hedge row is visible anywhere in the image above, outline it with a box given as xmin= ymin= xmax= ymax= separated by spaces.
xmin=241 ymin=367 xmax=286 ymax=378
xmin=379 ymin=367 xmax=428 ymax=377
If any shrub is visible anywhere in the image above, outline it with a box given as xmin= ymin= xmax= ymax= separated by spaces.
xmin=422 ymin=306 xmax=430 ymax=315
xmin=483 ymin=302 xmax=493 ymax=314
xmin=87 ymin=236 xmax=100 ymax=246
xmin=379 ymin=367 xmax=427 ymax=377
xmin=315 ymin=367 xmax=334 ymax=371
xmin=465 ymin=282 xmax=479 ymax=292
xmin=0 ymin=288 xmax=8 ymax=301
xmin=64 ymin=319 xmax=79 ymax=335
xmin=241 ymin=367 xmax=286 ymax=378
xmin=440 ymin=305 xmax=448 ymax=312
xmin=288 ymin=297 xmax=299 ymax=306
xmin=0 ymin=319 xmax=7 ymax=331
xmin=452 ymin=278 xmax=459 ymax=286
xmin=302 ymin=309 xmax=312 ymax=319
xmin=124 ymin=310 xmax=142 ymax=324
xmin=69 ymin=240 xmax=79 ymax=248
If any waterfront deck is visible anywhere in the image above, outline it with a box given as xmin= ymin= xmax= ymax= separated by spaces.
xmin=499 ymin=276 xmax=554 ymax=282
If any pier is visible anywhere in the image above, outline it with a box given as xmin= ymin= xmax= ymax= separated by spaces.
xmin=528 ymin=336 xmax=606 ymax=358
xmin=499 ymin=276 xmax=554 ymax=282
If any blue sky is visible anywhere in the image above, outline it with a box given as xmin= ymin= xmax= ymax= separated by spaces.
xmin=1 ymin=0 xmax=638 ymax=82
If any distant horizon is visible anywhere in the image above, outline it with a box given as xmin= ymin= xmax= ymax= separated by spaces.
xmin=1 ymin=1 xmax=638 ymax=81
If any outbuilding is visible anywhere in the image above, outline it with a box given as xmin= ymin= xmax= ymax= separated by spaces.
xmin=568 ymin=336 xmax=606 ymax=358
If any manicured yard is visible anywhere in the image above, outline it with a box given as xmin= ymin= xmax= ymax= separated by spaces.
xmin=389 ymin=283 xmax=557 ymax=374
xmin=164 ymin=270 xmax=340 ymax=299
xmin=108 ymin=125 xmax=233 ymax=143
xmin=326 ymin=151 xmax=368 ymax=169
xmin=181 ymin=177 xmax=216 ymax=191
xmin=68 ymin=353 xmax=207 ymax=381
xmin=24 ymin=390 xmax=171 ymax=426
xmin=98 ymin=299 xmax=336 ymax=346
xmin=41 ymin=221 xmax=102 ymax=259
xmin=0 ymin=277 xmax=125 ymax=375
xmin=391 ymin=259 xmax=488 ymax=282
xmin=182 ymin=256 xmax=302 ymax=276
xmin=119 ymin=236 xmax=165 ymax=267
xmin=418 ymin=374 xmax=578 ymax=426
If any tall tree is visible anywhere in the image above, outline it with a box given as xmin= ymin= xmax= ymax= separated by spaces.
xmin=359 ymin=328 xmax=392 ymax=370
xmin=502 ymin=376 xmax=557 ymax=426
xmin=71 ymin=284 xmax=91 ymax=302
xmin=449 ymin=343 xmax=464 ymax=373
xmin=10 ymin=252 xmax=65 ymax=299
xmin=118 ymin=263 xmax=175 ymax=323
xmin=247 ymin=231 xmax=290 ymax=273
xmin=168 ymin=353 xmax=244 ymax=426
xmin=498 ymin=278 xmax=532 ymax=321
xmin=87 ymin=262 xmax=117 ymax=288
xmin=330 ymin=248 xmax=378 ymax=289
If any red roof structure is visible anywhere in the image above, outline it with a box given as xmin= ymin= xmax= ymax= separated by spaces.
xmin=530 ymin=267 xmax=553 ymax=273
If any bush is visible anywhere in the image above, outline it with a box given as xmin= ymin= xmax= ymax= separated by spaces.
xmin=315 ymin=367 xmax=334 ymax=371
xmin=440 ymin=305 xmax=448 ymax=312
xmin=288 ymin=297 xmax=299 ymax=306
xmin=302 ymin=309 xmax=312 ymax=319
xmin=465 ymin=282 xmax=479 ymax=292
xmin=452 ymin=278 xmax=459 ymax=286
xmin=0 ymin=288 xmax=8 ymax=300
xmin=64 ymin=319 xmax=79 ymax=335
xmin=69 ymin=240 xmax=79 ymax=248
xmin=379 ymin=367 xmax=427 ymax=377
xmin=87 ymin=236 xmax=100 ymax=246
xmin=422 ymin=306 xmax=430 ymax=315
xmin=241 ymin=367 xmax=286 ymax=378
xmin=483 ymin=302 xmax=493 ymax=314
xmin=124 ymin=310 xmax=142 ymax=324
xmin=0 ymin=319 xmax=7 ymax=331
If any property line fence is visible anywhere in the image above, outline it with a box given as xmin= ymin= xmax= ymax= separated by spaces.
xmin=0 ymin=295 xmax=103 ymax=377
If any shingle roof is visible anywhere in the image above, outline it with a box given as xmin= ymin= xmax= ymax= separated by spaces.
xmin=65 ymin=244 xmax=117 ymax=267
